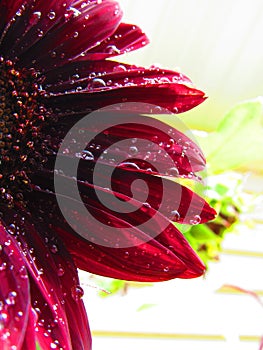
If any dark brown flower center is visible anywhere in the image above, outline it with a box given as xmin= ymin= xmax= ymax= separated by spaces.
xmin=0 ymin=57 xmax=48 ymax=207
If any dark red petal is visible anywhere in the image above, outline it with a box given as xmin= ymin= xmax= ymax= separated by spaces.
xmin=43 ymin=58 xmax=205 ymax=114
xmin=18 ymin=0 xmax=123 ymax=70
xmin=43 ymin=113 xmax=206 ymax=177
xmin=32 ymin=165 xmax=216 ymax=225
xmin=76 ymin=165 xmax=216 ymax=224
xmin=1 ymin=0 xmax=72 ymax=58
xmin=0 ymin=210 xmax=91 ymax=350
xmin=80 ymin=22 xmax=149 ymax=60
xmin=44 ymin=60 xmax=192 ymax=85
xmin=25 ymin=188 xmax=206 ymax=281
xmin=21 ymin=308 xmax=37 ymax=350
xmin=44 ymin=60 xmax=192 ymax=93
xmin=46 ymin=79 xmax=205 ymax=115
xmin=0 ymin=0 xmax=26 ymax=35
xmin=0 ymin=221 xmax=30 ymax=349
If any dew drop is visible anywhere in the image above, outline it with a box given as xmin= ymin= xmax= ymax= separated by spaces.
xmin=113 ymin=65 xmax=127 ymax=72
xmin=81 ymin=150 xmax=94 ymax=161
xmin=6 ymin=291 xmax=17 ymax=306
xmin=4 ymin=239 xmax=11 ymax=247
xmin=48 ymin=11 xmax=56 ymax=20
xmin=0 ymin=262 xmax=7 ymax=271
xmin=189 ymin=215 xmax=201 ymax=225
xmin=167 ymin=167 xmax=179 ymax=177
xmin=19 ymin=266 xmax=28 ymax=279
xmin=0 ymin=311 xmax=8 ymax=326
xmin=142 ymin=202 xmax=151 ymax=209
xmin=170 ymin=210 xmax=180 ymax=221
xmin=163 ymin=266 xmax=170 ymax=272
xmin=159 ymin=77 xmax=171 ymax=84
xmin=50 ymin=244 xmax=58 ymax=254
xmin=105 ymin=45 xmax=120 ymax=55
xmin=16 ymin=9 xmax=23 ymax=17
xmin=90 ymin=78 xmax=106 ymax=89
xmin=29 ymin=11 xmax=42 ymax=25
xmin=37 ymin=29 xmax=44 ymax=37
xmin=7 ymin=224 xmax=16 ymax=234
xmin=65 ymin=7 xmax=81 ymax=19
xmin=119 ymin=162 xmax=140 ymax=170
xmin=129 ymin=146 xmax=138 ymax=156
xmin=71 ymin=285 xmax=84 ymax=301
xmin=73 ymin=31 xmax=79 ymax=38
xmin=57 ymin=267 xmax=65 ymax=277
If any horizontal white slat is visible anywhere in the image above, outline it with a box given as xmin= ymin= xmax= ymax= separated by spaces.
xmin=91 ymin=336 xmax=259 ymax=350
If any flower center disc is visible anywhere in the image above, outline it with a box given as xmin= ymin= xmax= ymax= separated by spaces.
xmin=0 ymin=57 xmax=47 ymax=206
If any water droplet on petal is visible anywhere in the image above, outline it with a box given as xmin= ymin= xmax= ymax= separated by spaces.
xmin=124 ymin=251 xmax=129 ymax=259
xmin=19 ymin=266 xmax=28 ymax=279
xmin=50 ymin=244 xmax=58 ymax=254
xmin=66 ymin=7 xmax=81 ymax=19
xmin=16 ymin=9 xmax=23 ymax=17
xmin=57 ymin=267 xmax=65 ymax=277
xmin=0 ymin=310 xmax=8 ymax=326
xmin=71 ymin=285 xmax=84 ymax=301
xmin=7 ymin=224 xmax=16 ymax=234
xmin=48 ymin=11 xmax=56 ymax=20
xmin=105 ymin=45 xmax=120 ymax=55
xmin=113 ymin=65 xmax=127 ymax=72
xmin=170 ymin=210 xmax=180 ymax=221
xmin=129 ymin=146 xmax=138 ymax=156
xmin=189 ymin=215 xmax=201 ymax=225
xmin=90 ymin=78 xmax=106 ymax=89
xmin=4 ymin=239 xmax=11 ymax=247
xmin=29 ymin=11 xmax=42 ymax=25
xmin=0 ymin=262 xmax=7 ymax=271
xmin=37 ymin=29 xmax=44 ymax=37
xmin=142 ymin=202 xmax=151 ymax=209
xmin=163 ymin=266 xmax=170 ymax=272
xmin=6 ymin=291 xmax=17 ymax=305
xmin=119 ymin=162 xmax=140 ymax=170
xmin=81 ymin=150 xmax=94 ymax=161
xmin=167 ymin=167 xmax=179 ymax=177
xmin=50 ymin=51 xmax=57 ymax=58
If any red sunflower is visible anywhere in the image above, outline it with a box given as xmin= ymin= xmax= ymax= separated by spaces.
xmin=0 ymin=0 xmax=216 ymax=349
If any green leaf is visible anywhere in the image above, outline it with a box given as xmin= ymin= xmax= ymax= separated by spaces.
xmin=198 ymin=98 xmax=263 ymax=173
xmin=137 ymin=303 xmax=157 ymax=312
